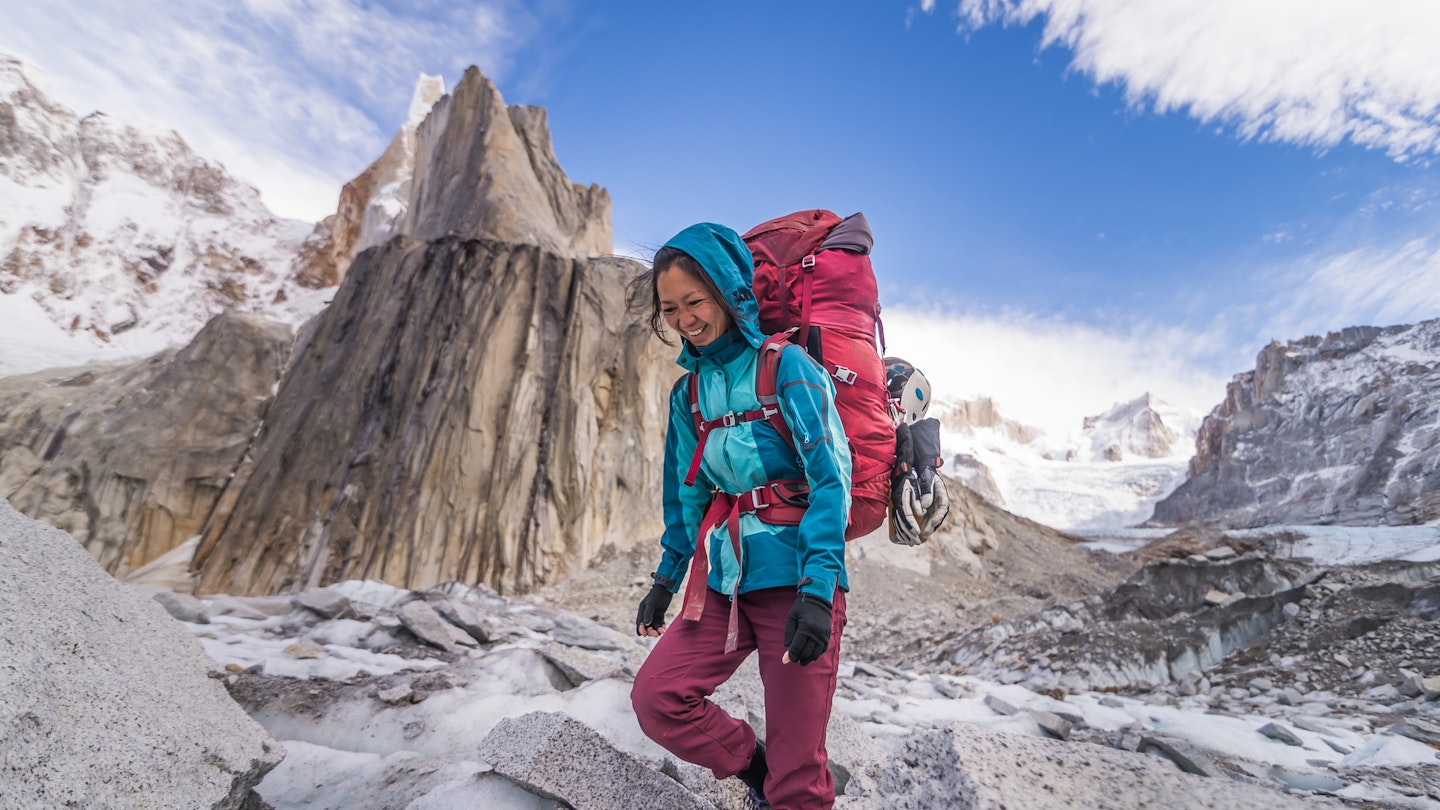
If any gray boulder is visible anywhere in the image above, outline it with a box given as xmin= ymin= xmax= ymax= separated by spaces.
xmin=841 ymin=721 xmax=1319 ymax=809
xmin=478 ymin=711 xmax=712 ymax=809
xmin=0 ymin=499 xmax=282 ymax=809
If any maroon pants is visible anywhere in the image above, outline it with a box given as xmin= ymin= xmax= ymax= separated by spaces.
xmin=632 ymin=586 xmax=848 ymax=810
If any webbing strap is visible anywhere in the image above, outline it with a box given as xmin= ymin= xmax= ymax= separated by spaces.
xmin=823 ymin=360 xmax=889 ymax=400
xmin=678 ymin=481 xmax=808 ymax=653
xmin=684 ymin=371 xmax=781 ymax=487
xmin=798 ymin=254 xmax=816 ymax=349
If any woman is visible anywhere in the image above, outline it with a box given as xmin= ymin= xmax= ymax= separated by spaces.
xmin=628 ymin=222 xmax=852 ymax=810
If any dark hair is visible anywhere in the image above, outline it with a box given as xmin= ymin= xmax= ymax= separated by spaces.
xmin=627 ymin=246 xmax=738 ymax=346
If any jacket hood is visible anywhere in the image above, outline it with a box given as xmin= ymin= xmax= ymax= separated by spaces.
xmin=664 ymin=223 xmax=765 ymax=355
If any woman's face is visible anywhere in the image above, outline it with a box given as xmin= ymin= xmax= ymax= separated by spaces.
xmin=657 ymin=265 xmax=730 ymax=347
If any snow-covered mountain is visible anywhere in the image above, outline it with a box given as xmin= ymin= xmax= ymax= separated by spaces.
xmin=935 ymin=393 xmax=1202 ymax=529
xmin=1152 ymin=319 xmax=1440 ymax=527
xmin=0 ymin=51 xmax=314 ymax=374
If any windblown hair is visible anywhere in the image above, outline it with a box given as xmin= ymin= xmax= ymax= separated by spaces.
xmin=627 ymin=246 xmax=738 ymax=346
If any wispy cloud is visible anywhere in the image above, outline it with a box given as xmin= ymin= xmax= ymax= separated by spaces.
xmin=0 ymin=0 xmax=540 ymax=221
xmin=883 ymin=306 xmax=1232 ymax=438
xmin=1262 ymin=237 xmax=1440 ymax=342
xmin=945 ymin=0 xmax=1440 ymax=159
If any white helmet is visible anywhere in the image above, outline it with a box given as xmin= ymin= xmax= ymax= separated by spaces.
xmin=884 ymin=357 xmax=932 ymax=425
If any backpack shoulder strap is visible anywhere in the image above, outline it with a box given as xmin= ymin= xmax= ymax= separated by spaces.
xmin=756 ymin=332 xmax=796 ymax=449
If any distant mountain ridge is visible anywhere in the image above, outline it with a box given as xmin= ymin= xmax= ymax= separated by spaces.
xmin=1152 ymin=319 xmax=1440 ymax=527
xmin=0 ymin=52 xmax=309 ymax=363
xmin=934 ymin=393 xmax=1200 ymax=529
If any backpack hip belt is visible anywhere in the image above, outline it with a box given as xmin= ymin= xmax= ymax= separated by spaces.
xmin=679 ymin=480 xmax=808 ymax=653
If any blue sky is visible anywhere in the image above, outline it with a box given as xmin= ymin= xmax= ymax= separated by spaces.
xmin=4 ymin=1 xmax=1439 ymax=434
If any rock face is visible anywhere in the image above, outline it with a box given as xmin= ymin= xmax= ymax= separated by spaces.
xmin=0 ymin=498 xmax=282 ymax=809
xmin=936 ymin=396 xmax=1042 ymax=445
xmin=290 ymin=74 xmax=446 ymax=289
xmin=1152 ymin=320 xmax=1440 ymax=527
xmin=403 ymin=67 xmax=611 ymax=259
xmin=0 ymin=312 xmax=291 ymax=576
xmin=0 ymin=52 xmax=305 ymax=358
xmin=192 ymin=237 xmax=670 ymax=596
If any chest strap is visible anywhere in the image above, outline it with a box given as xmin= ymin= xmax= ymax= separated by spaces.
xmin=683 ymin=371 xmax=781 ymax=487
xmin=679 ymin=480 xmax=807 ymax=653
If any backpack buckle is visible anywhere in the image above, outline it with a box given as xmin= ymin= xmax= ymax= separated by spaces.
xmin=801 ymin=254 xmax=816 ymax=270
xmin=749 ymin=485 xmax=770 ymax=509
xmin=832 ymin=366 xmax=857 ymax=385
xmin=721 ymin=412 xmax=738 ymax=428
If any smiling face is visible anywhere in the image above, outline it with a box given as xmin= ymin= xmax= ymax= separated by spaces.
xmin=657 ymin=264 xmax=731 ymax=347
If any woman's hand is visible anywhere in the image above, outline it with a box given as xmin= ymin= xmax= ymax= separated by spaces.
xmin=635 ymin=583 xmax=673 ymax=637
xmin=782 ymin=592 xmax=832 ymax=665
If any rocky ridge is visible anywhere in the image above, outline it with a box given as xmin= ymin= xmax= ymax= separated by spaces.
xmin=289 ymin=75 xmax=446 ymax=289
xmin=0 ymin=312 xmax=291 ymax=576
xmin=1153 ymin=320 xmax=1440 ymax=527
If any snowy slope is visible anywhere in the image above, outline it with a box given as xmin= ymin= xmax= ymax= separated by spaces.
xmin=935 ymin=393 xmax=1202 ymax=530
xmin=0 ymin=51 xmax=315 ymax=375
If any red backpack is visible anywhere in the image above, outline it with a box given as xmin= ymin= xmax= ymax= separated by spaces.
xmin=683 ymin=210 xmax=895 ymax=540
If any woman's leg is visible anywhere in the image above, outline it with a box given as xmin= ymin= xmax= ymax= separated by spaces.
xmin=748 ymin=587 xmax=847 ymax=810
xmin=631 ymin=586 xmax=759 ymax=779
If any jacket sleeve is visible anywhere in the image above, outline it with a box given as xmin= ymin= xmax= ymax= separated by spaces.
xmin=653 ymin=375 xmax=714 ymax=591
xmin=775 ymin=345 xmax=852 ymax=602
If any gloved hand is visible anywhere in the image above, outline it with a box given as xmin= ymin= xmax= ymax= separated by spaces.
xmin=636 ymin=582 xmax=673 ymax=637
xmin=782 ymin=592 xmax=832 ymax=666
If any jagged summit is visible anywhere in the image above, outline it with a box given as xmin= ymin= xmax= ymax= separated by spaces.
xmin=290 ymin=67 xmax=611 ymax=288
xmin=1082 ymin=392 xmax=1195 ymax=461
xmin=290 ymin=73 xmax=446 ymax=288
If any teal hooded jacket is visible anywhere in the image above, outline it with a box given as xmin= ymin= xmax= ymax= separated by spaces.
xmin=652 ymin=223 xmax=852 ymax=604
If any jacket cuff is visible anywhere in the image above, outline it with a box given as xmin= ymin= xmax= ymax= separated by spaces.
xmin=797 ymin=574 xmax=835 ymax=604
xmin=652 ymin=566 xmax=682 ymax=593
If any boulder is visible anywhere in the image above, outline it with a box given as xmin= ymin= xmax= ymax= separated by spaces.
xmin=477 ymin=711 xmax=711 ymax=810
xmin=398 ymin=599 xmax=476 ymax=651
xmin=0 ymin=498 xmax=282 ymax=809
xmin=844 ymin=722 xmax=1319 ymax=809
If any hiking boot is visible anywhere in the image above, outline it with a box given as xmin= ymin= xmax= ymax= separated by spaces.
xmin=743 ymin=786 xmax=771 ymax=809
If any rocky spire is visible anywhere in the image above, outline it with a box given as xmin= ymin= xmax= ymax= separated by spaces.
xmin=190 ymin=67 xmax=656 ymax=597
xmin=290 ymin=73 xmax=446 ymax=288
xmin=402 ymin=67 xmax=611 ymax=257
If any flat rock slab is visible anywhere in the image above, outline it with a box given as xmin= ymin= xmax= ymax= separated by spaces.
xmin=479 ymin=711 xmax=711 ymax=810
xmin=849 ymin=721 xmax=1319 ymax=810
xmin=0 ymin=499 xmax=283 ymax=809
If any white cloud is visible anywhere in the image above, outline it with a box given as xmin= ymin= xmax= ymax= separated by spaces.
xmin=883 ymin=306 xmax=1231 ymax=438
xmin=947 ymin=0 xmax=1440 ymax=159
xmin=1262 ymin=237 xmax=1440 ymax=342
xmin=0 ymin=0 xmax=531 ymax=221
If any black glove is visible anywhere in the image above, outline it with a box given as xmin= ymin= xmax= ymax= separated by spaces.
xmin=783 ymin=592 xmax=832 ymax=666
xmin=636 ymin=583 xmax=673 ymax=637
